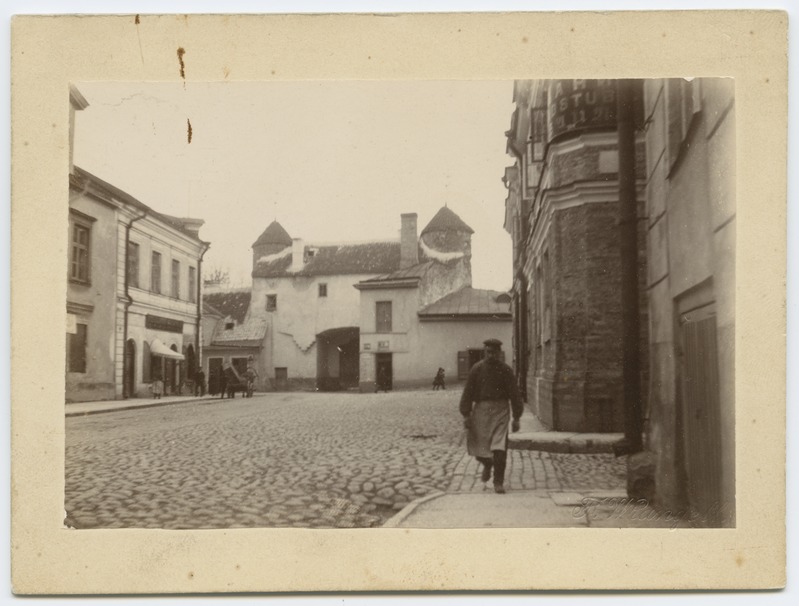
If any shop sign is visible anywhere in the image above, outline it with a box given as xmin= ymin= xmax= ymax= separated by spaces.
xmin=377 ymin=340 xmax=390 ymax=351
xmin=547 ymin=79 xmax=617 ymax=142
xmin=145 ymin=314 xmax=184 ymax=333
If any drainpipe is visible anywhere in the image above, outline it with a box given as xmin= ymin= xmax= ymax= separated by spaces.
xmin=122 ymin=209 xmax=148 ymax=399
xmin=614 ymin=79 xmax=644 ymax=455
xmin=195 ymin=242 xmax=210 ymax=382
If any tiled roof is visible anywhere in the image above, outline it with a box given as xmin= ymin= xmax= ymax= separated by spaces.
xmin=253 ymin=220 xmax=293 ymax=248
xmin=420 ymin=206 xmax=474 ymax=236
xmin=358 ymin=260 xmax=434 ymax=285
xmin=211 ymin=317 xmax=268 ymax=346
xmin=204 ymin=302 xmax=225 ymax=317
xmin=418 ymin=287 xmax=512 ymax=319
xmin=203 ymin=290 xmax=252 ymax=323
xmin=252 ymin=241 xmax=401 ymax=278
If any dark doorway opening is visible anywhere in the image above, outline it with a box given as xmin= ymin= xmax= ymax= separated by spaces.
xmin=124 ymin=339 xmax=136 ymax=398
xmin=376 ymin=353 xmax=393 ymax=392
xmin=317 ymin=326 xmax=360 ymax=391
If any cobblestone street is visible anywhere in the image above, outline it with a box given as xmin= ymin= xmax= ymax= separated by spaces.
xmin=65 ymin=390 xmax=626 ymax=529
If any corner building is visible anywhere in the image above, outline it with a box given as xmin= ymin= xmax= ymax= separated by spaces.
xmin=504 ymin=79 xmax=649 ymax=433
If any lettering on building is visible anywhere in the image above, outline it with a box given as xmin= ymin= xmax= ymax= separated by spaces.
xmin=145 ymin=314 xmax=184 ymax=334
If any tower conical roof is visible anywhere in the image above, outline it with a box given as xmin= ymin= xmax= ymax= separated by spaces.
xmin=420 ymin=206 xmax=474 ymax=236
xmin=252 ymin=220 xmax=292 ymax=248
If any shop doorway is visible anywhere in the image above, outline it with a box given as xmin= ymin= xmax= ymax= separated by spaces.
xmin=124 ymin=339 xmax=136 ymax=398
xmin=376 ymin=353 xmax=393 ymax=392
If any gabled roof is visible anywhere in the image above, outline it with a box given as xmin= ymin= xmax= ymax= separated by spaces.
xmin=252 ymin=241 xmax=401 ymax=278
xmin=70 ymin=166 xmax=206 ymax=243
xmin=420 ymin=206 xmax=474 ymax=236
xmin=253 ymin=220 xmax=293 ymax=248
xmin=203 ymin=290 xmax=252 ymax=324
xmin=418 ymin=287 xmax=512 ymax=320
xmin=210 ymin=317 xmax=268 ymax=347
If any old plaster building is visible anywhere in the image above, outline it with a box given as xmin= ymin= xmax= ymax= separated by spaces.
xmin=67 ymin=88 xmax=209 ymax=403
xmin=504 ymin=79 xmax=648 ymax=434
xmin=67 ymin=167 xmax=208 ymax=402
xmin=204 ymin=207 xmax=511 ymax=392
xmin=637 ymin=78 xmax=736 ymax=526
xmin=355 ymin=209 xmax=511 ymax=391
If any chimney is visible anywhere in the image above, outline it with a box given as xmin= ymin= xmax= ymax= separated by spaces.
xmin=400 ymin=213 xmax=418 ymax=269
xmin=291 ymin=238 xmax=305 ymax=272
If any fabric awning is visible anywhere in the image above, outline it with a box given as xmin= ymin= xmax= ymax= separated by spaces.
xmin=150 ymin=338 xmax=184 ymax=360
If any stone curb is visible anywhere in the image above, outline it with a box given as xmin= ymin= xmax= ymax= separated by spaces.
xmin=509 ymin=432 xmax=624 ymax=454
xmin=381 ymin=491 xmax=446 ymax=528
xmin=65 ymin=396 xmax=225 ymax=417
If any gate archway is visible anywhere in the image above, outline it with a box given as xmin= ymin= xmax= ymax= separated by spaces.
xmin=316 ymin=327 xmax=359 ymax=391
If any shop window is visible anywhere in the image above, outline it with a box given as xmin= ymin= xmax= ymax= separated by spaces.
xmin=171 ymin=259 xmax=180 ymax=299
xmin=151 ymin=251 xmax=162 ymax=294
xmin=266 ymin=294 xmax=277 ymax=312
xmin=68 ymin=323 xmax=87 ymax=373
xmin=376 ymin=301 xmax=392 ymax=333
xmin=69 ymin=213 xmax=92 ymax=284
xmin=128 ymin=241 xmax=140 ymax=288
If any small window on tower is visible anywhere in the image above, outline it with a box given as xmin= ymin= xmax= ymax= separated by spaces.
xmin=266 ymin=294 xmax=277 ymax=312
xmin=318 ymin=283 xmax=327 ymax=297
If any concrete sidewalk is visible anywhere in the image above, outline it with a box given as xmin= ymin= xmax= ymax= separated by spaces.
xmin=65 ymin=393 xmax=226 ymax=417
xmin=384 ymin=488 xmax=691 ymax=529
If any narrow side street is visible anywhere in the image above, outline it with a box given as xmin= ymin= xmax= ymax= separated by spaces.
xmin=65 ymin=390 xmax=626 ymax=530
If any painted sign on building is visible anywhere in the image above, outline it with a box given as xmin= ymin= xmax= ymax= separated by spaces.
xmin=145 ymin=314 xmax=184 ymax=333
xmin=547 ymin=79 xmax=617 ymax=142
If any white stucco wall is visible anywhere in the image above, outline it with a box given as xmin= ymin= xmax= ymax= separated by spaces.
xmin=251 ymin=273 xmax=374 ymax=381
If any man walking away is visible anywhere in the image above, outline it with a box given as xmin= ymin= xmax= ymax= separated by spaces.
xmin=459 ymin=338 xmax=522 ymax=494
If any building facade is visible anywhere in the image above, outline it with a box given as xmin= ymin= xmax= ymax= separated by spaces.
xmin=356 ymin=209 xmax=512 ymax=391
xmin=504 ymin=78 xmax=735 ymax=526
xmin=504 ymin=79 xmax=648 ymax=433
xmin=636 ymin=78 xmax=736 ymax=526
xmin=67 ymin=167 xmax=208 ymax=402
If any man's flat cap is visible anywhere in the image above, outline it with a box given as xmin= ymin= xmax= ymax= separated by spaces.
xmin=483 ymin=338 xmax=503 ymax=349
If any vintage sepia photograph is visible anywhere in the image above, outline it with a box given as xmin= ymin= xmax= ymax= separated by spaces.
xmin=11 ymin=10 xmax=787 ymax=594
xmin=64 ymin=77 xmax=735 ymax=531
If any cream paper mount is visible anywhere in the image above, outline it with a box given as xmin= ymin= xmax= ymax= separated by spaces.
xmin=10 ymin=11 xmax=787 ymax=593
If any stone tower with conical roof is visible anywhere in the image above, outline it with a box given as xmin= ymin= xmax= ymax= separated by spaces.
xmin=419 ymin=206 xmax=474 ymax=285
xmin=252 ymin=220 xmax=293 ymax=268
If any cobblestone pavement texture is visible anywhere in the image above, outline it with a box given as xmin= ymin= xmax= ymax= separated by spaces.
xmin=65 ymin=391 xmax=626 ymax=530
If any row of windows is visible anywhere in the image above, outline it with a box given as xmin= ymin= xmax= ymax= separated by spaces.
xmin=67 ymin=216 xmax=198 ymax=303
xmin=261 ymin=294 xmax=393 ymax=333
xmin=128 ymin=242 xmax=197 ymax=302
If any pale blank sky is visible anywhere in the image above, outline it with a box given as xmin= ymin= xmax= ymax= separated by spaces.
xmin=73 ymin=80 xmax=515 ymax=291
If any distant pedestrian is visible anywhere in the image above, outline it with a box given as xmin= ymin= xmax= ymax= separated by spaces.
xmin=195 ymin=369 xmax=206 ymax=397
xmin=151 ymin=378 xmax=164 ymax=400
xmin=459 ymin=338 xmax=522 ymax=494
xmin=432 ymin=367 xmax=446 ymax=390
xmin=376 ymin=366 xmax=390 ymax=393
xmin=219 ymin=369 xmax=228 ymax=399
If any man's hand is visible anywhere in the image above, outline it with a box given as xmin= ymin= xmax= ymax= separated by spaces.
xmin=463 ymin=416 xmax=472 ymax=430
xmin=511 ymin=418 xmax=520 ymax=433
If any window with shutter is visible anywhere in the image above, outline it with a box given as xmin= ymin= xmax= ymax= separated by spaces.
xmin=376 ymin=301 xmax=392 ymax=333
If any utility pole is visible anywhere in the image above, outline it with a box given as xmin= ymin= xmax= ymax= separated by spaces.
xmin=615 ymin=79 xmax=644 ymax=455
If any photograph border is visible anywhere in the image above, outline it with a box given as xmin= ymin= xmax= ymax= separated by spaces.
xmin=10 ymin=10 xmax=787 ymax=593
